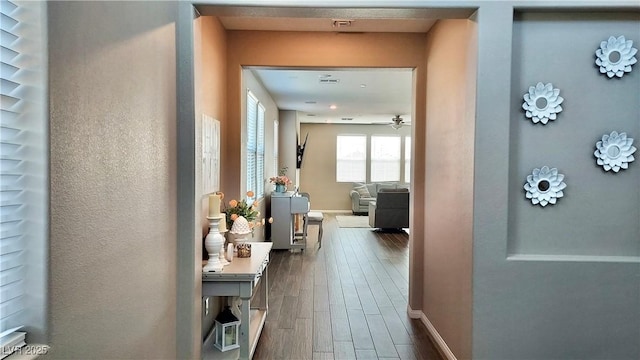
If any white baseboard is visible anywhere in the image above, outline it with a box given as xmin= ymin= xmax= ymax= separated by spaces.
xmin=407 ymin=305 xmax=421 ymax=319
xmin=407 ymin=306 xmax=457 ymax=360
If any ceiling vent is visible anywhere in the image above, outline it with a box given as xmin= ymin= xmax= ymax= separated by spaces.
xmin=341 ymin=117 xmax=353 ymax=121
xmin=332 ymin=19 xmax=353 ymax=28
xmin=319 ymin=78 xmax=340 ymax=84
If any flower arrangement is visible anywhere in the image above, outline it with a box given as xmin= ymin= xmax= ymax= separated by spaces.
xmin=217 ymin=191 xmax=272 ymax=234
xmin=269 ymin=167 xmax=292 ymax=186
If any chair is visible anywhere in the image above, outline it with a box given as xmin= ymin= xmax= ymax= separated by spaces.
xmin=299 ymin=192 xmax=323 ymax=248
xmin=368 ymin=188 xmax=409 ymax=230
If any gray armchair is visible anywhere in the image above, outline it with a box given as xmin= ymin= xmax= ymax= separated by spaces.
xmin=368 ymin=188 xmax=409 ymax=229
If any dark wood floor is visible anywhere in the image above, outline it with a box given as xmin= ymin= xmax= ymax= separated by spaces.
xmin=253 ymin=214 xmax=443 ymax=360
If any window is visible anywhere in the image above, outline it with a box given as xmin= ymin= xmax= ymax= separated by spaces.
xmin=273 ymin=120 xmax=279 ymax=176
xmin=404 ymin=136 xmax=411 ymax=182
xmin=246 ymin=90 xmax=265 ymax=199
xmin=336 ymin=135 xmax=366 ymax=182
xmin=256 ymin=104 xmax=265 ymax=198
xmin=1 ymin=0 xmax=48 ymax=350
xmin=370 ymin=135 xmax=401 ymax=182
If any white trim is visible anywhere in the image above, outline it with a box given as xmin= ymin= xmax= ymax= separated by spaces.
xmin=407 ymin=306 xmax=457 ymax=360
xmin=406 ymin=305 xmax=421 ymax=319
xmin=507 ymin=254 xmax=640 ymax=263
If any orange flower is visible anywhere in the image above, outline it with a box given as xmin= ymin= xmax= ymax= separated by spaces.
xmin=268 ymin=217 xmax=274 ymax=224
xmin=230 ymin=214 xmax=238 ymax=221
xmin=216 ymin=191 xmax=224 ymax=200
xmin=229 ymin=199 xmax=238 ymax=207
xmin=246 ymin=190 xmax=255 ymax=198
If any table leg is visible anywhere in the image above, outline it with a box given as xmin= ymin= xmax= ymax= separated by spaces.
xmin=239 ymin=296 xmax=250 ymax=359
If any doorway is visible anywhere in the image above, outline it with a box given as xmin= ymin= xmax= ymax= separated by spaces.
xmin=179 ymin=4 xmax=478 ymax=358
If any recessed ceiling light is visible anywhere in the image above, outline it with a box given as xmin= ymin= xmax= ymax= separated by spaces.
xmin=319 ymin=74 xmax=332 ymax=79
xmin=360 ymin=84 xmax=366 ymax=88
xmin=330 ymin=105 xmax=337 ymax=110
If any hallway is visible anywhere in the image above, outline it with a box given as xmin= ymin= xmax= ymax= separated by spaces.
xmin=253 ymin=214 xmax=442 ymax=359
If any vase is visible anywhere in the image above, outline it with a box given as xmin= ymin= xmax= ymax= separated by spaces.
xmin=275 ymin=184 xmax=286 ymax=193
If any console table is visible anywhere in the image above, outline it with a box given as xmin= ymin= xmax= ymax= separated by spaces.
xmin=202 ymin=242 xmax=272 ymax=360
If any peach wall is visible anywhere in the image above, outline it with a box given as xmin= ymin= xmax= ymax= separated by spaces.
xmin=195 ymin=15 xmax=227 ymax=341
xmin=225 ymin=30 xmax=427 ymax=308
xmin=422 ymin=19 xmax=477 ymax=359
xmin=197 ymin=16 xmax=227 ymax=238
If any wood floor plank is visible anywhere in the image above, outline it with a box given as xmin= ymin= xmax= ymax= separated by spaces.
xmin=355 ymin=349 xmax=379 ymax=359
xmin=298 ymin=288 xmax=314 ymax=319
xmin=314 ymin=284 xmax=330 ymax=312
xmin=314 ymin=311 xmax=334 ymax=353
xmin=290 ymin=318 xmax=313 ymax=359
xmin=266 ymin=293 xmax=284 ymax=324
xmin=330 ymin=303 xmax=352 ymax=341
xmin=328 ymin=278 xmax=346 ymax=306
xmin=379 ymin=306 xmax=413 ymax=345
xmin=355 ymin=285 xmax=380 ymax=315
xmin=347 ymin=309 xmax=374 ymax=350
xmin=342 ymin=283 xmax=362 ymax=310
xmin=313 ymin=352 xmax=336 ymax=360
xmin=366 ymin=314 xmax=399 ymax=358
xmin=394 ymin=344 xmax=418 ymax=360
xmin=279 ymin=295 xmax=299 ymax=329
xmin=333 ymin=341 xmax=357 ymax=360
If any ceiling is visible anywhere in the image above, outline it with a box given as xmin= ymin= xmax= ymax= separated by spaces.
xmin=197 ymin=5 xmax=476 ymax=124
xmin=250 ymin=68 xmax=413 ymax=124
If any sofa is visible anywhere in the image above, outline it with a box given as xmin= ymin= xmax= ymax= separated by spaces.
xmin=368 ymin=188 xmax=409 ymax=229
xmin=350 ymin=182 xmax=408 ymax=214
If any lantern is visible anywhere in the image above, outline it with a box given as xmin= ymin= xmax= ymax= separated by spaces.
xmin=214 ymin=306 xmax=240 ymax=352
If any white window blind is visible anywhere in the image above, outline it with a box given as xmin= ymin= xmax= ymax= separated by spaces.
xmin=256 ymin=104 xmax=265 ymax=198
xmin=404 ymin=136 xmax=411 ymax=183
xmin=246 ymin=91 xmax=258 ymax=196
xmin=273 ymin=120 xmax=279 ymax=176
xmin=1 ymin=0 xmax=25 ymax=341
xmin=336 ymin=135 xmax=366 ymax=182
xmin=371 ymin=135 xmax=401 ymax=182
xmin=1 ymin=0 xmax=46 ymax=354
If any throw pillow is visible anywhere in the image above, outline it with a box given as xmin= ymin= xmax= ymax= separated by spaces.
xmin=354 ymin=185 xmax=371 ymax=198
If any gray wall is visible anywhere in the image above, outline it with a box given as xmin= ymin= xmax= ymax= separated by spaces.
xmin=47 ymin=2 xmax=178 ymax=358
xmin=509 ymin=12 xmax=640 ymax=258
xmin=473 ymin=8 xmax=640 ymax=359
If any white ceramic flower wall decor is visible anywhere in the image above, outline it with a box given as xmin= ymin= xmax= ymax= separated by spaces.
xmin=594 ymin=131 xmax=636 ymax=172
xmin=595 ymin=35 xmax=638 ymax=78
xmin=524 ymin=166 xmax=567 ymax=207
xmin=522 ymin=82 xmax=564 ymax=125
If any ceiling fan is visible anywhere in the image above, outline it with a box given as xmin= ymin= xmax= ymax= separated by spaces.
xmin=389 ymin=115 xmax=406 ymax=129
